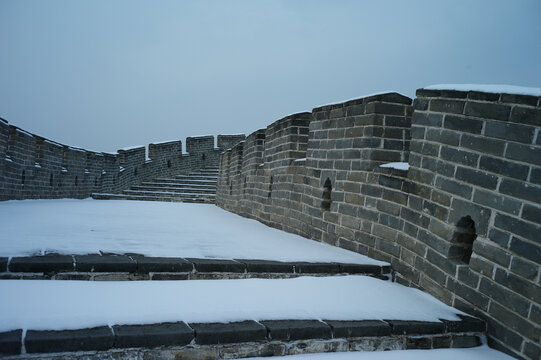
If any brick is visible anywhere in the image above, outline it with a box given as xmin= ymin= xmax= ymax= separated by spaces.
xmin=505 ymin=142 xmax=541 ymax=166
xmin=501 ymin=93 xmax=539 ymax=106
xmin=434 ymin=177 xmax=472 ymax=199
xmin=494 ymin=268 xmax=540 ymax=303
xmin=430 ymin=99 xmax=465 ymax=114
xmin=262 ymin=320 xmax=331 ymax=341
xmin=473 ymin=240 xmax=510 ymax=267
xmin=451 ymin=335 xmax=482 ymax=348
xmin=25 ymin=326 xmax=114 ymax=353
xmin=531 ymin=168 xmax=541 ymax=185
xmin=0 ymin=329 xmax=22 ymax=355
xmin=386 ymin=320 xmax=445 ymax=335
xmin=190 ymin=321 xmax=267 ymax=345
xmin=444 ymin=115 xmax=483 ymax=134
xmin=488 ymin=228 xmax=510 ymax=247
xmin=113 ymin=322 xmax=193 ymax=349
xmin=9 ymin=255 xmax=74 ymax=273
xmin=294 ymin=262 xmax=340 ymax=274
xmin=337 ymin=263 xmax=383 ymax=275
xmin=460 ymin=134 xmax=505 ymax=156
xmin=440 ymin=146 xmax=478 ymax=167
xmin=405 ymin=337 xmax=432 ymax=349
xmin=473 ymin=189 xmax=521 ymax=216
xmin=479 ymin=156 xmax=529 ymax=180
xmin=455 ymin=167 xmax=498 ymax=190
xmin=487 ymin=319 xmax=523 ymax=352
xmin=485 ymin=121 xmax=535 ymax=144
xmin=467 ymin=91 xmax=499 ymax=102
xmin=135 ymin=257 xmax=193 ymax=273
xmin=464 ymin=101 xmax=510 ymax=121
xmin=510 ymin=257 xmax=538 ymax=280
xmin=449 ymin=198 xmax=491 ymax=236
xmin=509 ymin=237 xmax=541 ymax=264
xmin=187 ymin=258 xmax=245 ymax=273
xmin=412 ymin=112 xmax=443 ymax=127
xmin=524 ymin=341 xmax=541 ymax=360
xmin=479 ymin=278 xmax=530 ymax=316
xmin=0 ymin=257 xmax=8 ymax=272
xmin=522 ymin=204 xmax=541 ymax=223
xmin=509 ymin=106 xmax=541 ymax=126
xmin=74 ymin=255 xmax=136 ymax=272
xmin=499 ymin=178 xmax=541 ymax=203
xmin=495 ymin=213 xmax=539 ymax=244
xmin=425 ymin=128 xmax=461 ymax=146
xmin=447 ymin=279 xmax=489 ymax=311
xmin=489 ymin=302 xmax=539 ymax=342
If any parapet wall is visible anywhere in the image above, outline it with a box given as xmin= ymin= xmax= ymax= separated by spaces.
xmin=0 ymin=117 xmax=245 ymax=201
xmin=216 ymin=90 xmax=541 ymax=360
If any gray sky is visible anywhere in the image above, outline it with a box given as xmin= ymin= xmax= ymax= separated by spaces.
xmin=1 ymin=0 xmax=540 ymax=153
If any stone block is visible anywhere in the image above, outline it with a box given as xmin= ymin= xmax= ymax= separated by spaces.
xmin=440 ymin=146 xmax=479 ymax=167
xmin=443 ymin=115 xmax=483 ymax=134
xmin=479 ymin=156 xmax=530 ymax=181
xmin=74 ymin=254 xmax=136 ymax=272
xmin=464 ymin=102 xmax=510 ymax=121
xmin=325 ymin=320 xmax=390 ymax=338
xmin=405 ymin=336 xmax=432 ymax=349
xmin=505 ymin=142 xmax=541 ymax=166
xmin=25 ymin=326 xmax=114 ymax=353
xmin=113 ymin=322 xmax=193 ymax=349
xmin=187 ymin=258 xmax=245 ymax=273
xmin=337 ymin=263 xmax=382 ymax=275
xmin=190 ymin=321 xmax=267 ymax=345
xmin=294 ymin=262 xmax=340 ymax=274
xmin=501 ymin=93 xmax=539 ymax=106
xmin=460 ymin=134 xmax=505 ymax=157
xmin=495 ymin=213 xmax=539 ymax=244
xmin=386 ymin=320 xmax=445 ymax=335
xmin=455 ymin=167 xmax=498 ymax=190
xmin=135 ymin=257 xmax=193 ymax=273
xmin=8 ymin=254 xmax=74 ymax=273
xmin=0 ymin=257 xmax=7 ymax=272
xmin=235 ymin=259 xmax=294 ymax=273
xmin=0 ymin=329 xmax=22 ymax=355
xmin=485 ymin=121 xmax=535 ymax=144
xmin=442 ymin=314 xmax=485 ymax=333
xmin=451 ymin=335 xmax=482 ymax=348
xmin=509 ymin=106 xmax=541 ymax=126
xmin=261 ymin=320 xmax=331 ymax=341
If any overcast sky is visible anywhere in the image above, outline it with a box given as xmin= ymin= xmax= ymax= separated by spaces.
xmin=1 ymin=0 xmax=540 ymax=153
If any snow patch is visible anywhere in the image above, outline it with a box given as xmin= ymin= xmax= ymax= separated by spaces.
xmin=379 ymin=162 xmax=410 ymax=170
xmin=424 ymin=84 xmax=541 ymax=96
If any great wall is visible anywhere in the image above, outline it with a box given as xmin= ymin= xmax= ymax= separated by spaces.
xmin=0 ymin=87 xmax=540 ymax=359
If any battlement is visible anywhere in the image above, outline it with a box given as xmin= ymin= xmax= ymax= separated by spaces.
xmin=0 ymin=120 xmax=244 ymax=200
xmin=216 ymin=88 xmax=541 ymax=360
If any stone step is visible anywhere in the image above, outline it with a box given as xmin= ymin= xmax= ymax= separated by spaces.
xmin=140 ymin=181 xmax=215 ymax=189
xmin=175 ymin=175 xmax=218 ymax=181
xmin=155 ymin=178 xmax=217 ymax=185
xmin=122 ymin=190 xmax=216 ymax=198
xmin=0 ymin=254 xmax=390 ymax=281
xmin=130 ymin=186 xmax=216 ymax=194
xmin=91 ymin=193 xmax=215 ymax=203
xmin=0 ymin=316 xmax=485 ymax=358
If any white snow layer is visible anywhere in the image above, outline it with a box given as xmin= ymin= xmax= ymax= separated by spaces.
xmin=244 ymin=346 xmax=514 ymax=360
xmin=0 ymin=199 xmax=385 ymax=265
xmin=425 ymin=84 xmax=541 ymax=96
xmin=0 ymin=276 xmax=464 ymax=332
xmin=379 ymin=162 xmax=410 ymax=170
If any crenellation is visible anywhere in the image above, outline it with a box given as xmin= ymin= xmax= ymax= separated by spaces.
xmin=216 ymin=89 xmax=541 ymax=360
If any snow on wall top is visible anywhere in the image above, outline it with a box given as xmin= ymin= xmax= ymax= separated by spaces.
xmin=424 ymin=84 xmax=541 ymax=97
xmin=379 ymin=162 xmax=410 ymax=171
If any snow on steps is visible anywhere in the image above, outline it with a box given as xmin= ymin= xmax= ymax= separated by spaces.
xmin=0 ymin=276 xmax=486 ymax=358
xmin=91 ymin=167 xmax=219 ymax=203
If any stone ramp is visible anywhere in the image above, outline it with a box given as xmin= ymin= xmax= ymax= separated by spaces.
xmin=0 ymin=254 xmax=390 ymax=281
xmin=0 ymin=316 xmax=485 ymax=359
xmin=91 ymin=166 xmax=219 ymax=203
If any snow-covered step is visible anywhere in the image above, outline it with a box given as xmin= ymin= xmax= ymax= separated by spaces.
xmin=122 ymin=189 xmax=215 ymax=198
xmin=141 ymin=181 xmax=215 ymax=189
xmin=130 ymin=186 xmax=216 ymax=194
xmin=174 ymin=175 xmax=218 ymax=181
xmin=0 ymin=276 xmax=486 ymax=358
xmin=154 ymin=178 xmax=217 ymax=185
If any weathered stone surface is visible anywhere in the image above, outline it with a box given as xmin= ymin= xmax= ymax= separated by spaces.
xmin=441 ymin=315 xmax=486 ymax=333
xmin=187 ymin=259 xmax=245 ymax=273
xmin=0 ymin=329 xmax=22 ymax=355
xmin=190 ymin=321 xmax=266 ymax=345
xmin=25 ymin=326 xmax=114 ymax=353
xmin=338 ymin=263 xmax=383 ymax=275
xmin=261 ymin=320 xmax=331 ymax=341
xmin=234 ymin=259 xmax=294 ymax=273
xmin=325 ymin=320 xmax=391 ymax=338
xmin=135 ymin=257 xmax=193 ymax=273
xmin=386 ymin=320 xmax=445 ymax=335
xmin=113 ymin=322 xmax=193 ymax=349
xmin=451 ymin=335 xmax=482 ymax=348
xmin=9 ymin=255 xmax=74 ymax=273
xmin=75 ymin=255 xmax=137 ymax=272
xmin=0 ymin=257 xmax=8 ymax=272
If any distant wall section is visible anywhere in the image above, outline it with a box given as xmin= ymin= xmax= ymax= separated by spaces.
xmin=0 ymin=117 xmax=244 ymax=201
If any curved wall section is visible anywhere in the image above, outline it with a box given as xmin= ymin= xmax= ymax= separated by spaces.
xmin=216 ymin=90 xmax=541 ymax=360
xmin=0 ymin=117 xmax=244 ymax=201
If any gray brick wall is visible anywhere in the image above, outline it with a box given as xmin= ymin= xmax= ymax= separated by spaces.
xmin=216 ymin=90 xmax=541 ymax=360
xmin=0 ymin=119 xmax=244 ymax=201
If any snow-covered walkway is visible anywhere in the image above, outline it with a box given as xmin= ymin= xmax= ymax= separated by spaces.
xmin=0 ymin=276 xmax=462 ymax=332
xmin=0 ymin=199 xmax=384 ymax=265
